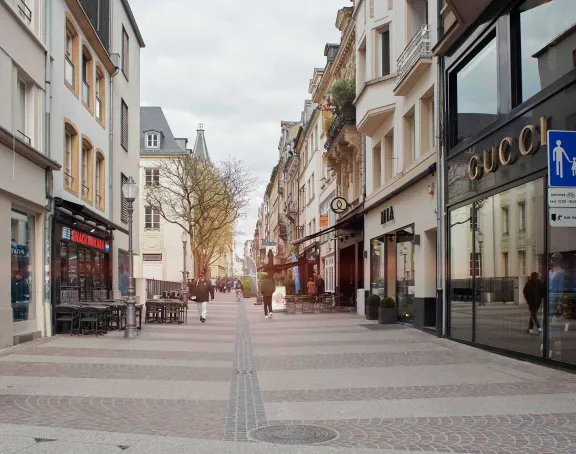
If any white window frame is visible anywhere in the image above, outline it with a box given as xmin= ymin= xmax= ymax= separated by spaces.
xmin=18 ymin=78 xmax=27 ymax=137
xmin=325 ymin=255 xmax=335 ymax=293
xmin=145 ymin=206 xmax=160 ymax=230
xmin=146 ymin=133 xmax=159 ymax=148
xmin=502 ymin=207 xmax=510 ymax=235
xmin=519 ymin=201 xmax=526 ymax=232
xmin=145 ymin=168 xmax=160 ymax=186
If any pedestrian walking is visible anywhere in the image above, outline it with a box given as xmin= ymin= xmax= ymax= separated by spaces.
xmin=523 ymin=272 xmax=544 ymax=335
xmin=235 ymin=279 xmax=244 ymax=302
xmin=260 ymin=274 xmax=276 ymax=319
xmin=307 ymin=277 xmax=317 ymax=295
xmin=227 ymin=279 xmax=233 ymax=293
xmin=192 ymin=270 xmax=214 ymax=323
xmin=315 ymin=274 xmax=325 ymax=295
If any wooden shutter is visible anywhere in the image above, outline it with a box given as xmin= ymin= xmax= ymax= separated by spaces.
xmin=122 ymin=27 xmax=129 ymax=78
xmin=121 ymin=173 xmax=128 ymax=223
xmin=121 ymin=100 xmax=128 ymax=150
xmin=382 ymin=30 xmax=391 ymax=76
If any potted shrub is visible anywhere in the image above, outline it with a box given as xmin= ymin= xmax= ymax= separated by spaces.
xmin=284 ymin=278 xmax=296 ymax=296
xmin=328 ymin=77 xmax=356 ymax=111
xmin=378 ymin=297 xmax=397 ymax=324
xmin=366 ymin=294 xmax=380 ymax=320
xmin=242 ymin=279 xmax=252 ymax=298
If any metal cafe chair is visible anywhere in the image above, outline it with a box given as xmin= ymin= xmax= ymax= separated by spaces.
xmin=145 ymin=301 xmax=162 ymax=323
xmin=53 ymin=305 xmax=79 ymax=335
xmin=77 ymin=306 xmax=107 ymax=336
xmin=165 ymin=302 xmax=181 ymax=324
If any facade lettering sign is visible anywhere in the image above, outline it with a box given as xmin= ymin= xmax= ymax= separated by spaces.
xmin=468 ymin=117 xmax=548 ymax=180
xmin=380 ymin=206 xmax=395 ymax=224
xmin=62 ymin=227 xmax=110 ymax=252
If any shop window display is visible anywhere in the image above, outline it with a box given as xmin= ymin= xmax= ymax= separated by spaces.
xmin=11 ymin=210 xmax=34 ymax=321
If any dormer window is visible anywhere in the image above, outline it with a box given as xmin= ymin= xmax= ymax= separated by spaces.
xmin=146 ymin=133 xmax=159 ymax=148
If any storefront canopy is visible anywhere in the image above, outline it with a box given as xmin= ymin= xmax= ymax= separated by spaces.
xmin=54 ymin=198 xmax=129 ymax=235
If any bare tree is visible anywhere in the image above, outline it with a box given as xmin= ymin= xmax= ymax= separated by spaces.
xmin=145 ymin=154 xmax=256 ymax=277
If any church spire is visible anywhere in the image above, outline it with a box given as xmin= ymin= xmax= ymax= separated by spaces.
xmin=193 ymin=123 xmax=210 ymax=162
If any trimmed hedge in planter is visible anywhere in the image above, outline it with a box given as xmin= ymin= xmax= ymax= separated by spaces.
xmin=378 ymin=297 xmax=397 ymax=324
xmin=366 ymin=294 xmax=380 ymax=320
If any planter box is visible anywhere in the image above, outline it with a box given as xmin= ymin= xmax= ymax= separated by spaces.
xmin=378 ymin=307 xmax=397 ymax=324
xmin=366 ymin=304 xmax=379 ymax=320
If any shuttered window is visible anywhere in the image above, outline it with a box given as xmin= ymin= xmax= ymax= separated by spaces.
xmin=121 ymin=99 xmax=128 ymax=151
xmin=121 ymin=173 xmax=128 ymax=223
xmin=122 ymin=26 xmax=129 ymax=79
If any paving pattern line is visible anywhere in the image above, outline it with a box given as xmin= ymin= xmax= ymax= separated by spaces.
xmin=224 ymin=300 xmax=267 ymax=441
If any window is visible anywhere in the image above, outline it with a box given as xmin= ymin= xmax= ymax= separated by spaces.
xmin=64 ymin=121 xmax=79 ymax=193
xmin=503 ymin=252 xmax=509 ymax=277
xmin=145 ymin=168 xmax=160 ymax=186
xmin=95 ymin=152 xmax=105 ymax=210
xmin=325 ymin=256 xmax=335 ymax=293
xmin=403 ymin=108 xmax=416 ymax=167
xmin=65 ymin=17 xmax=79 ymax=94
xmin=384 ymin=129 xmax=394 ymax=182
xmin=81 ymin=46 xmax=94 ymax=111
xmin=146 ymin=133 xmax=159 ymax=148
xmin=420 ymin=93 xmax=434 ymax=154
xmin=81 ymin=137 xmax=93 ymax=203
xmin=454 ymin=35 xmax=497 ymax=144
xmin=373 ymin=142 xmax=382 ymax=191
xmin=11 ymin=209 xmax=34 ymax=322
xmin=381 ymin=28 xmax=391 ymax=76
xmin=122 ymin=26 xmax=129 ymax=79
xmin=358 ymin=42 xmax=367 ymax=85
xmin=310 ymin=173 xmax=315 ymax=201
xmin=121 ymin=99 xmax=128 ymax=150
xmin=121 ymin=173 xmax=128 ymax=223
xmin=519 ymin=201 xmax=526 ymax=232
xmin=17 ymin=79 xmax=28 ymax=144
xmin=515 ymin=0 xmax=576 ymax=104
xmin=145 ymin=206 xmax=160 ymax=230
xmin=65 ymin=131 xmax=72 ymax=186
xmin=502 ymin=207 xmax=509 ymax=236
xmin=95 ymin=65 xmax=105 ymax=125
xmin=518 ymin=250 xmax=527 ymax=276
xmin=469 ymin=252 xmax=482 ymax=277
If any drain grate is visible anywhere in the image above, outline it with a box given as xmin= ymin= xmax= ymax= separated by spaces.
xmin=248 ymin=424 xmax=339 ymax=445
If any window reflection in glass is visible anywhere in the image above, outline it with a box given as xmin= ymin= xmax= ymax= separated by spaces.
xmin=474 ymin=179 xmax=545 ymax=356
xmin=449 ymin=205 xmax=473 ymax=341
xmin=370 ymin=238 xmax=386 ymax=298
xmin=518 ymin=0 xmax=576 ymax=103
xmin=11 ymin=209 xmax=34 ymax=322
xmin=456 ymin=37 xmax=498 ymax=143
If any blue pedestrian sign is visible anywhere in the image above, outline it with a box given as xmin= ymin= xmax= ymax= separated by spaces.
xmin=548 ymin=130 xmax=576 ymax=188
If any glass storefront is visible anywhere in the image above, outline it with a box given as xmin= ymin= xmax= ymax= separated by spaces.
xmin=11 ymin=209 xmax=34 ymax=321
xmin=370 ymin=226 xmax=415 ymax=323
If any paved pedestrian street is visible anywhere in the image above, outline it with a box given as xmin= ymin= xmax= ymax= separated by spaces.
xmin=1 ymin=293 xmax=576 ymax=453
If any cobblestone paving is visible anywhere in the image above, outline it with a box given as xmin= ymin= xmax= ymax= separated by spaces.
xmin=270 ymin=414 xmax=576 ymax=453
xmin=262 ymin=379 xmax=576 ymax=402
xmin=256 ymin=350 xmax=487 ymax=370
xmin=0 ymin=295 xmax=576 ymax=453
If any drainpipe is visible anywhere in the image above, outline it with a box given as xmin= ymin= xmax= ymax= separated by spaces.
xmin=435 ymin=0 xmax=445 ymax=338
xmin=42 ymin=0 xmax=53 ymax=337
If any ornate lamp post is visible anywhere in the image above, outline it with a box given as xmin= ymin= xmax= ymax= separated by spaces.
xmin=122 ymin=176 xmax=139 ymax=339
xmin=181 ymin=231 xmax=188 ymax=301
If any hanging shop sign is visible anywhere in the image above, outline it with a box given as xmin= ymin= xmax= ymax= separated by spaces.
xmin=331 ymin=196 xmax=349 ymax=214
xmin=468 ymin=117 xmax=548 ymax=181
xmin=380 ymin=206 xmax=395 ymax=225
xmin=62 ymin=226 xmax=110 ymax=252
xmin=320 ymin=214 xmax=329 ymax=228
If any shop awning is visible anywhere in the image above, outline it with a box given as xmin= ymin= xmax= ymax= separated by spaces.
xmin=55 ymin=198 xmax=129 ymax=235
xmin=257 ymin=258 xmax=310 ymax=272
xmin=292 ymin=213 xmax=363 ymax=246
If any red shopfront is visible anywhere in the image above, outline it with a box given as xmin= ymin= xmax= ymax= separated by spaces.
xmin=53 ymin=223 xmax=112 ymax=304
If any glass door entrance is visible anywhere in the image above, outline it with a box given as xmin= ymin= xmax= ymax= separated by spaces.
xmin=396 ymin=227 xmax=415 ymax=323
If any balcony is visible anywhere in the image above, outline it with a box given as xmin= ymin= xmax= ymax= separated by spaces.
xmin=394 ymin=24 xmax=433 ymax=96
xmin=65 ymin=57 xmax=75 ymax=87
xmin=286 ymin=201 xmax=298 ymax=221
xmin=82 ymin=80 xmax=90 ymax=106
xmin=324 ymin=106 xmax=356 ymax=151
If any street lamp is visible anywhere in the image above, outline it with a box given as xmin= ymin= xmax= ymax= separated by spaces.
xmin=122 ymin=176 xmax=138 ymax=339
xmin=181 ymin=231 xmax=188 ymax=302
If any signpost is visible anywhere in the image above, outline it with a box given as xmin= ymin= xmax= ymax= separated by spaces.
xmin=548 ymin=131 xmax=576 ymax=225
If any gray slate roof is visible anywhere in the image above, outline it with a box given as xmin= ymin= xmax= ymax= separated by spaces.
xmin=192 ymin=124 xmax=210 ymax=162
xmin=140 ymin=107 xmax=187 ymax=155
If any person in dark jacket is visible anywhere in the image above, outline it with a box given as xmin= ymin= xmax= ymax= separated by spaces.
xmin=260 ymin=274 xmax=276 ymax=319
xmin=523 ymin=272 xmax=544 ymax=335
xmin=315 ymin=275 xmax=325 ymax=295
xmin=192 ymin=270 xmax=214 ymax=323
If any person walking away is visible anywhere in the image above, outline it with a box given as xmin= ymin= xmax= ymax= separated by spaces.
xmin=315 ymin=274 xmax=325 ymax=295
xmin=193 ymin=271 xmax=214 ymax=323
xmin=307 ymin=277 xmax=317 ymax=295
xmin=235 ymin=279 xmax=244 ymax=302
xmin=523 ymin=272 xmax=544 ymax=335
xmin=261 ymin=274 xmax=276 ymax=319
xmin=227 ymin=279 xmax=233 ymax=293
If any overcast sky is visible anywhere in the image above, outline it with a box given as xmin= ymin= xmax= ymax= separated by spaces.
xmin=131 ymin=0 xmax=346 ymax=255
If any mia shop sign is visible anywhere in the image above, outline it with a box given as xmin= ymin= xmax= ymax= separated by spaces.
xmin=381 ymin=206 xmax=395 ymax=224
xmin=468 ymin=117 xmax=547 ymax=180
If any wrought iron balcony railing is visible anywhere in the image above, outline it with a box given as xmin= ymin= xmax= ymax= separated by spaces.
xmin=396 ymin=24 xmax=432 ymax=87
xmin=324 ymin=106 xmax=356 ymax=151
xmin=16 ymin=130 xmax=31 ymax=145
xmin=18 ymin=0 xmax=32 ymax=23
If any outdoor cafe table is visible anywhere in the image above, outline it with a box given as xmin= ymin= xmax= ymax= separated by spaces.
xmin=145 ymin=300 xmax=188 ymax=324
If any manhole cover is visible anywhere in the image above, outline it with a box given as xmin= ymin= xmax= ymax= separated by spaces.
xmin=248 ymin=424 xmax=338 ymax=445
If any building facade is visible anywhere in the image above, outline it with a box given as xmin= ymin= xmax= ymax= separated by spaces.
xmin=50 ymin=0 xmax=144 ymax=313
xmin=137 ymin=107 xmax=193 ymax=282
xmin=438 ymin=0 xmax=576 ymax=365
xmin=1 ymin=0 xmax=61 ymax=347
